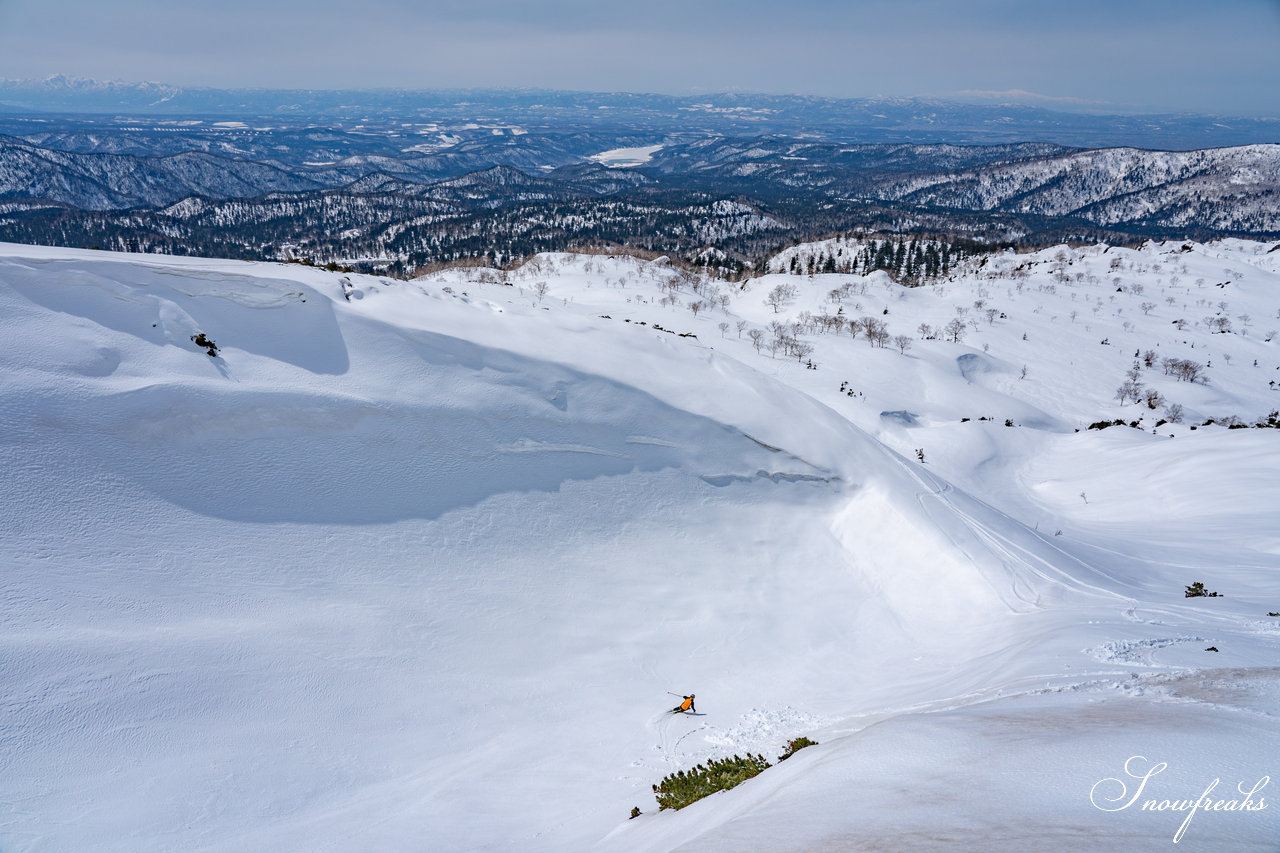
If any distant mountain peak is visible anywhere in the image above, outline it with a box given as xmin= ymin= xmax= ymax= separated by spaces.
xmin=6 ymin=74 xmax=180 ymax=93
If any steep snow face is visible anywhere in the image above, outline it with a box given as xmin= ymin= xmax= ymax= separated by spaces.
xmin=2 ymin=240 xmax=1280 ymax=851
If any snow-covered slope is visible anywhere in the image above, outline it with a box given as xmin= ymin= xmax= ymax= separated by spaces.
xmin=0 ymin=137 xmax=337 ymax=209
xmin=2 ymin=240 xmax=1279 ymax=851
xmin=882 ymin=145 xmax=1280 ymax=233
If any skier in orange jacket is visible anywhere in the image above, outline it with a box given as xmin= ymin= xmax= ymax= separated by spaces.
xmin=672 ymin=694 xmax=696 ymax=713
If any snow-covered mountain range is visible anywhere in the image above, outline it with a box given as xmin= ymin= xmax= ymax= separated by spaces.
xmin=870 ymin=144 xmax=1280 ymax=231
xmin=5 ymin=134 xmax=1279 ymax=225
xmin=2 ymin=131 xmax=1278 ymax=276
xmin=3 ymin=237 xmax=1279 ymax=851
xmin=4 ymin=76 xmax=1279 ymax=149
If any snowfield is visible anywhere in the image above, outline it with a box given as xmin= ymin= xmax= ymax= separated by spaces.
xmin=1 ymin=239 xmax=1279 ymax=851
xmin=589 ymin=145 xmax=664 ymax=168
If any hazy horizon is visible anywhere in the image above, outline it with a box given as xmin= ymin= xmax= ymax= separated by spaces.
xmin=5 ymin=73 xmax=1280 ymax=122
xmin=1 ymin=0 xmax=1277 ymax=117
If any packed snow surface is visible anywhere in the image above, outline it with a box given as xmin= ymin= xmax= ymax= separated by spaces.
xmin=2 ymin=239 xmax=1279 ymax=851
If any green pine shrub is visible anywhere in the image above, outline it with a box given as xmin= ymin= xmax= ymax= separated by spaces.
xmin=778 ymin=736 xmax=818 ymax=761
xmin=652 ymin=753 xmax=771 ymax=811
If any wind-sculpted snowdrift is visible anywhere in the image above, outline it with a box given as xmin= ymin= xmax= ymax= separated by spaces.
xmin=1 ymin=242 xmax=1278 ymax=851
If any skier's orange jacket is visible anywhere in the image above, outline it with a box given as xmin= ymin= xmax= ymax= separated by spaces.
xmin=679 ymin=696 xmax=694 ymax=711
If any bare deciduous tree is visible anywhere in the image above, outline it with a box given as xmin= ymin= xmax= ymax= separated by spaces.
xmin=765 ymin=283 xmax=797 ymax=314
xmin=1161 ymin=358 xmax=1206 ymax=383
xmin=1205 ymin=316 xmax=1232 ymax=333
xmin=1116 ymin=379 xmax=1144 ymax=404
xmin=861 ymin=317 xmax=889 ymax=348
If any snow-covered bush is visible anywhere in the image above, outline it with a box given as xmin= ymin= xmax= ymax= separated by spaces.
xmin=190 ymin=332 xmax=219 ymax=357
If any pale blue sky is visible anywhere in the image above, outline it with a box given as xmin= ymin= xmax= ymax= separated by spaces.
xmin=1 ymin=0 xmax=1277 ymax=115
